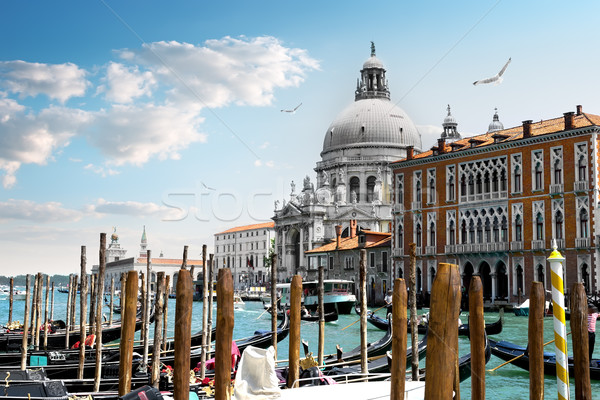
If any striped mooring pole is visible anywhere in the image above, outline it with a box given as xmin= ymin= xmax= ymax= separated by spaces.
xmin=547 ymin=239 xmax=569 ymax=400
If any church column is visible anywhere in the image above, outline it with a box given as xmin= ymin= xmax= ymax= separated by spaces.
xmin=491 ymin=272 xmax=497 ymax=304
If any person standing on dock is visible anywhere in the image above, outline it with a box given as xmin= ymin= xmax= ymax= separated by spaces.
xmin=589 ymin=305 xmax=598 ymax=360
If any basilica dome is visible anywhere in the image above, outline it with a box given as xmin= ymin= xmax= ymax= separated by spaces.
xmin=322 ymin=98 xmax=422 ymax=157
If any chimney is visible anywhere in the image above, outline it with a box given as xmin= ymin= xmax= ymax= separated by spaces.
xmin=335 ymin=225 xmax=342 ymax=249
xmin=437 ymin=138 xmax=446 ymax=154
xmin=350 ymin=219 xmax=357 ymax=238
xmin=406 ymin=146 xmax=414 ymax=160
xmin=563 ymin=112 xmax=575 ymax=131
xmin=522 ymin=120 xmax=533 ymax=138
xmin=576 ymin=105 xmax=583 ymax=116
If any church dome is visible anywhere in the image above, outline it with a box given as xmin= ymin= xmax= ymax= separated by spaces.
xmin=363 ymin=55 xmax=384 ymax=69
xmin=487 ymin=108 xmax=504 ymax=133
xmin=322 ymin=98 xmax=422 ymax=156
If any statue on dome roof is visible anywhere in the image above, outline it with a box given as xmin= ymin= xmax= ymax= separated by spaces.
xmin=370 ymin=41 xmax=376 ymax=57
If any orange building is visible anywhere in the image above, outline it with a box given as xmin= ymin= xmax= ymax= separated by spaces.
xmin=390 ymin=105 xmax=598 ymax=305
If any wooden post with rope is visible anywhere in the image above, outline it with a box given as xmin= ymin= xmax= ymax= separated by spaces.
xmin=359 ymin=249 xmax=368 ymax=377
xmin=318 ymin=265 xmax=325 ymax=366
xmin=163 ymin=275 xmax=170 ymax=352
xmin=469 ymin=276 xmax=485 ymax=399
xmin=43 ymin=275 xmax=50 ymax=350
xmin=390 ymin=278 xmax=407 ymax=400
xmin=207 ymin=254 xmax=215 ymax=359
xmin=78 ymin=245 xmax=87 ymax=380
xmin=570 ymin=282 xmax=591 ymax=399
xmin=215 ymin=268 xmax=234 ymax=400
xmin=119 ymin=270 xmax=138 ymax=396
xmin=8 ymin=277 xmax=13 ymax=324
xmin=64 ymin=274 xmax=72 ymax=349
xmin=270 ymin=253 xmax=278 ymax=355
xmin=424 ymin=263 xmax=461 ymax=400
xmin=287 ymin=275 xmax=302 ymax=388
xmin=529 ymin=281 xmax=545 ymax=400
xmin=108 ymin=276 xmax=114 ymax=326
xmin=151 ymin=272 xmax=165 ymax=388
xmin=200 ymin=244 xmax=209 ymax=379
xmin=94 ymin=233 xmax=107 ymax=392
xmin=20 ymin=275 xmax=31 ymax=371
xmin=174 ymin=268 xmax=193 ymax=400
xmin=409 ymin=243 xmax=419 ymax=381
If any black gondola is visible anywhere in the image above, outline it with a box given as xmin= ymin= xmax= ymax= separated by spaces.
xmin=301 ymin=309 xmax=338 ymax=323
xmin=489 ymin=339 xmax=600 ymax=380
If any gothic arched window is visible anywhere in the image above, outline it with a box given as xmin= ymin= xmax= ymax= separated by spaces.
xmin=554 ymin=211 xmax=563 ymax=240
xmin=579 ymin=208 xmax=589 ymax=238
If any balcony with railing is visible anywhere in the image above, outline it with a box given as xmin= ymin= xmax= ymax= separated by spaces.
xmin=575 ymin=237 xmax=590 ymax=248
xmin=555 ymin=238 xmax=565 ymax=249
xmin=426 ymin=193 xmax=437 ymax=206
xmin=425 ymin=246 xmax=436 ymax=255
xmin=411 ymin=201 xmax=422 ymax=210
xmin=574 ymin=180 xmax=589 ymax=192
xmin=392 ymin=248 xmax=403 ymax=257
xmin=415 ymin=247 xmax=422 ymax=256
xmin=393 ymin=204 xmax=405 ymax=213
xmin=549 ymin=183 xmax=564 ymax=194
xmin=510 ymin=241 xmax=524 ymax=251
xmin=445 ymin=244 xmax=457 ymax=254
xmin=460 ymin=191 xmax=508 ymax=204
xmin=531 ymin=240 xmax=545 ymax=250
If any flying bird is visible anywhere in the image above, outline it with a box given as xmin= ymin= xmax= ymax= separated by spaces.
xmin=473 ymin=58 xmax=511 ymax=86
xmin=281 ymin=103 xmax=302 ymax=113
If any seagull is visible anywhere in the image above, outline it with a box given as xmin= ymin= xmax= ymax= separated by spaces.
xmin=281 ymin=103 xmax=302 ymax=113
xmin=473 ymin=58 xmax=511 ymax=86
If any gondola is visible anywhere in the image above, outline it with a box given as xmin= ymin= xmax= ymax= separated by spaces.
xmin=0 ymin=326 xmax=217 ymax=367
xmin=323 ymin=314 xmax=393 ymax=364
xmin=355 ymin=305 xmax=503 ymax=337
xmin=489 ymin=339 xmax=600 ymax=380
xmin=300 ymin=309 xmax=338 ymax=323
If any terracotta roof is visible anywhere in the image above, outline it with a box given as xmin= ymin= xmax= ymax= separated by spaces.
xmin=394 ymin=112 xmax=600 ymax=163
xmin=136 ymin=257 xmax=204 ymax=266
xmin=216 ymin=222 xmax=275 ymax=235
xmin=306 ymin=232 xmax=391 ymax=254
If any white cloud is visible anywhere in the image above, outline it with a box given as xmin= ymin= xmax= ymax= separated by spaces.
xmin=0 ymin=100 xmax=92 ymax=188
xmin=265 ymin=161 xmax=275 ymax=168
xmin=259 ymin=141 xmax=270 ymax=149
xmin=0 ymin=60 xmax=89 ymax=103
xmin=0 ymin=199 xmax=83 ymax=222
xmin=89 ymin=198 xmax=184 ymax=220
xmin=254 ymin=159 xmax=262 ymax=167
xmin=117 ymin=36 xmax=319 ymax=109
xmin=89 ymin=104 xmax=206 ymax=166
xmin=84 ymin=163 xmax=120 ymax=177
xmin=99 ymin=62 xmax=156 ymax=104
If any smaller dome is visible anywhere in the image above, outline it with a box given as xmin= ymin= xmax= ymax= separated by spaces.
xmin=488 ymin=108 xmax=504 ymax=133
xmin=363 ymin=55 xmax=384 ymax=69
xmin=111 ymin=233 xmax=119 ymax=242
xmin=443 ymin=105 xmax=457 ymax=125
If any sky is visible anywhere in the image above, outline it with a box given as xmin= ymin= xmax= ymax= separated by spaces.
xmin=2 ymin=1 xmax=600 ymax=275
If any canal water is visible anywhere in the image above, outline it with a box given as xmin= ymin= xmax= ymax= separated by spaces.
xmin=2 ymin=289 xmax=599 ymax=398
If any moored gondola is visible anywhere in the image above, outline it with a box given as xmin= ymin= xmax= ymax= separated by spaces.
xmin=300 ymin=309 xmax=338 ymax=323
xmin=489 ymin=338 xmax=600 ymax=380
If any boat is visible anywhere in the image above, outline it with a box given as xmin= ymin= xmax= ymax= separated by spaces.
xmin=301 ymin=309 xmax=338 ymax=323
xmin=303 ymin=280 xmax=356 ymax=314
xmin=234 ymin=294 xmax=245 ymax=309
xmin=356 ymin=305 xmax=503 ymax=337
xmin=489 ymin=338 xmax=600 ymax=380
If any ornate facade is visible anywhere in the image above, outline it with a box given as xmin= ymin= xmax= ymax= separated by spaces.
xmin=273 ymin=44 xmax=422 ymax=282
xmin=391 ymin=106 xmax=600 ymax=304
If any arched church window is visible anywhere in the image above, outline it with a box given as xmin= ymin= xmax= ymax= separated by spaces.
xmin=350 ymin=177 xmax=360 ymax=202
xmin=366 ymin=176 xmax=376 ymax=202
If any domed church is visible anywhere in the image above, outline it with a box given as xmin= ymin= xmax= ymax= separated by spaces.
xmin=273 ymin=43 xmax=422 ymax=281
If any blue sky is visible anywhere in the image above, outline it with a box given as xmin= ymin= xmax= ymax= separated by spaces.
xmin=2 ymin=1 xmax=600 ymax=274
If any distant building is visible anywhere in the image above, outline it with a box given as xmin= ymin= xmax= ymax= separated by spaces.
xmin=305 ymin=224 xmax=391 ymax=305
xmin=214 ymin=222 xmax=275 ymax=290
xmin=93 ymin=226 xmax=203 ymax=294
xmin=273 ymin=43 xmax=421 ymax=284
xmin=390 ymin=105 xmax=599 ymax=304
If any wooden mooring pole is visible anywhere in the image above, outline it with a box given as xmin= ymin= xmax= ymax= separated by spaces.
xmin=174 ymin=268 xmax=193 ymax=400
xmin=50 ymin=281 xmax=54 ymax=322
xmin=287 ymin=275 xmax=302 ymax=388
xmin=43 ymin=275 xmax=50 ymax=350
xmin=162 ymin=275 xmax=170 ymax=352
xmin=143 ymin=250 xmax=152 ymax=368
xmin=65 ymin=274 xmax=72 ymax=349
xmin=200 ymin=244 xmax=209 ymax=379
xmin=89 ymin=274 xmax=96 ymax=333
xmin=94 ymin=233 xmax=107 ymax=392
xmin=409 ymin=243 xmax=419 ymax=381
xmin=70 ymin=275 xmax=78 ymax=335
xmin=318 ymin=265 xmax=325 ymax=366
xmin=570 ymin=282 xmax=591 ymax=399
xmin=31 ymin=273 xmax=38 ymax=349
xmin=215 ymin=268 xmax=234 ymax=400
xmin=35 ymin=272 xmax=43 ymax=350
xmin=8 ymin=277 xmax=13 ymax=323
xmin=359 ymin=249 xmax=368 ymax=377
xmin=529 ymin=281 xmax=545 ymax=400
xmin=469 ymin=276 xmax=485 ymax=399
xmin=151 ymin=272 xmax=165 ymax=388
xmin=270 ymin=253 xmax=278 ymax=356
xmin=118 ymin=270 xmax=138 ymax=397
xmin=207 ymin=254 xmax=215 ymax=359
xmin=20 ymin=275 xmax=31 ymax=370
xmin=78 ymin=245 xmax=87 ymax=380
xmin=424 ymin=263 xmax=461 ymax=400
xmin=108 ymin=276 xmax=114 ymax=326
xmin=390 ymin=278 xmax=407 ymax=400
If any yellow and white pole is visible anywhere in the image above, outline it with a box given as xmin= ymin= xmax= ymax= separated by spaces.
xmin=548 ymin=239 xmax=569 ymax=400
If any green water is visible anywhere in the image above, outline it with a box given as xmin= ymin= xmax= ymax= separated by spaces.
xmin=2 ymin=290 xmax=599 ymax=398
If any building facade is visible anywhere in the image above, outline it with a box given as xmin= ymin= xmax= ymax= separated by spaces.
xmin=214 ymin=222 xmax=275 ymax=289
xmin=390 ymin=106 xmax=600 ymax=305
xmin=305 ymin=224 xmax=392 ymax=305
xmin=273 ymin=43 xmax=422 ymax=283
